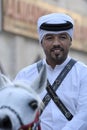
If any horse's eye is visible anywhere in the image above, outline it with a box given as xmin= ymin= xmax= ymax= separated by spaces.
xmin=29 ymin=100 xmax=38 ymax=110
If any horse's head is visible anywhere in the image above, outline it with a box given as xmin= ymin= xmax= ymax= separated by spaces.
xmin=0 ymin=65 xmax=47 ymax=130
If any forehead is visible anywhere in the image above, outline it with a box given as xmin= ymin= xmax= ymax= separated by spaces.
xmin=44 ymin=32 xmax=69 ymax=37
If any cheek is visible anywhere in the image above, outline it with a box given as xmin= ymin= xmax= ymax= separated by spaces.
xmin=66 ymin=42 xmax=71 ymax=48
xmin=42 ymin=42 xmax=51 ymax=50
xmin=42 ymin=44 xmax=51 ymax=55
xmin=63 ymin=44 xmax=71 ymax=52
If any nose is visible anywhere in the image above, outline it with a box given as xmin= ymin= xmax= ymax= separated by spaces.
xmin=0 ymin=115 xmax=12 ymax=129
xmin=53 ymin=36 xmax=61 ymax=46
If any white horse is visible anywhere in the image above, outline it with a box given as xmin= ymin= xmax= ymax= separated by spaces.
xmin=0 ymin=65 xmax=47 ymax=130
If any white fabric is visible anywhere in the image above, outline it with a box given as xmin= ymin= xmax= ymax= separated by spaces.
xmin=15 ymin=56 xmax=87 ymax=130
xmin=37 ymin=13 xmax=74 ymax=43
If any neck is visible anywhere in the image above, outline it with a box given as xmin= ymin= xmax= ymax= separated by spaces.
xmin=46 ymin=58 xmax=66 ymax=68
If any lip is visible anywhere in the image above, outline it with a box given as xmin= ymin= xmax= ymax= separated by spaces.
xmin=52 ymin=50 xmax=62 ymax=56
xmin=54 ymin=49 xmax=61 ymax=52
xmin=51 ymin=47 xmax=64 ymax=52
xmin=51 ymin=48 xmax=63 ymax=52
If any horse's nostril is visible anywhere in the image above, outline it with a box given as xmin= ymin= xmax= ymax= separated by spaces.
xmin=0 ymin=115 xmax=12 ymax=129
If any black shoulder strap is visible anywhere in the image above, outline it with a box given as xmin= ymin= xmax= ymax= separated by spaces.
xmin=37 ymin=59 xmax=76 ymax=120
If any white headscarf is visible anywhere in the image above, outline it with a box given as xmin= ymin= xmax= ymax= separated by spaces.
xmin=37 ymin=13 xmax=74 ymax=43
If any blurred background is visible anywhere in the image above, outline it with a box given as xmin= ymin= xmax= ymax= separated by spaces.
xmin=0 ymin=0 xmax=87 ymax=79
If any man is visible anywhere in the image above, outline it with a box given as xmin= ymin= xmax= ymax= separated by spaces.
xmin=15 ymin=13 xmax=87 ymax=130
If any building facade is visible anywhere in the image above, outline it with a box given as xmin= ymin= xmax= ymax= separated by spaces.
xmin=0 ymin=0 xmax=87 ymax=79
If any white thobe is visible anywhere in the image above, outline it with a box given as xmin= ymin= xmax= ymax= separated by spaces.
xmin=15 ymin=56 xmax=87 ymax=130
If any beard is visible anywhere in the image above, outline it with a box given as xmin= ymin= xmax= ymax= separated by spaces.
xmin=51 ymin=46 xmax=67 ymax=63
xmin=51 ymin=53 xmax=67 ymax=64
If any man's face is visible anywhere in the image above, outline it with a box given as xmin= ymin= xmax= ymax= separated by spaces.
xmin=41 ymin=32 xmax=72 ymax=66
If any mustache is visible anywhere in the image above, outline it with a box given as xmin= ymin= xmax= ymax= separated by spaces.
xmin=51 ymin=45 xmax=64 ymax=51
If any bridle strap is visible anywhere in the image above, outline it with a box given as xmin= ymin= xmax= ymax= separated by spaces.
xmin=19 ymin=111 xmax=41 ymax=130
xmin=0 ymin=106 xmax=41 ymax=130
xmin=0 ymin=105 xmax=23 ymax=126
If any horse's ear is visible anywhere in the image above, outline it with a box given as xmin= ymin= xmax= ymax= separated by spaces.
xmin=31 ymin=64 xmax=47 ymax=93
xmin=0 ymin=74 xmax=12 ymax=87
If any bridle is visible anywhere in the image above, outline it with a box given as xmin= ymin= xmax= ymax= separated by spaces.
xmin=0 ymin=106 xmax=23 ymax=126
xmin=19 ymin=110 xmax=41 ymax=130
xmin=0 ymin=106 xmax=41 ymax=130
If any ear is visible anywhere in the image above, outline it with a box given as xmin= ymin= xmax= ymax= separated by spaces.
xmin=0 ymin=74 xmax=12 ymax=87
xmin=31 ymin=64 xmax=47 ymax=93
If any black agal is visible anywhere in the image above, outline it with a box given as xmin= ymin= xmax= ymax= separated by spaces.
xmin=40 ymin=21 xmax=73 ymax=31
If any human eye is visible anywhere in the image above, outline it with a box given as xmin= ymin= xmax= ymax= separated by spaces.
xmin=59 ymin=35 xmax=67 ymax=40
xmin=45 ymin=35 xmax=53 ymax=40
